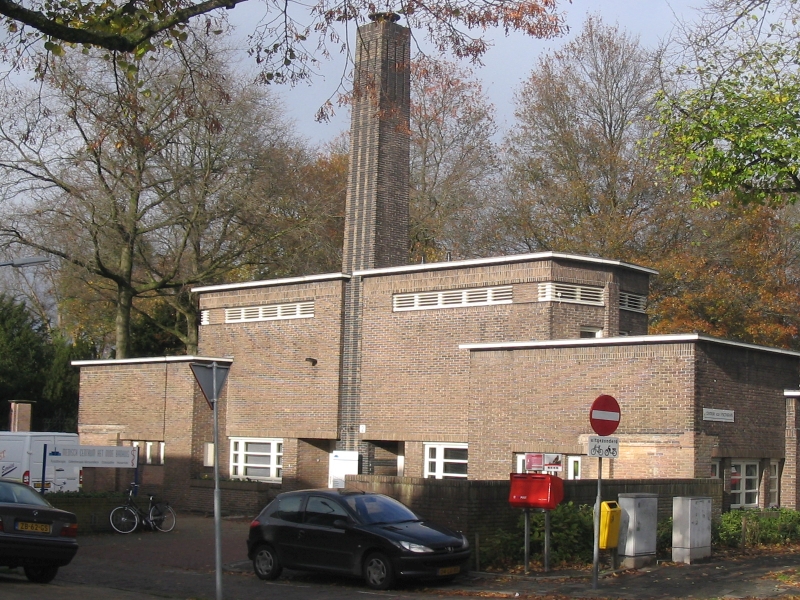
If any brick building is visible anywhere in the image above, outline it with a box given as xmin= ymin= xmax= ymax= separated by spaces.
xmin=75 ymin=15 xmax=800 ymax=512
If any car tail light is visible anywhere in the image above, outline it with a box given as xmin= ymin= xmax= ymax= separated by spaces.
xmin=23 ymin=471 xmax=29 ymax=485
xmin=0 ymin=519 xmax=4 ymax=532
xmin=250 ymin=519 xmax=260 ymax=529
xmin=79 ymin=469 xmax=83 ymax=486
xmin=60 ymin=523 xmax=78 ymax=538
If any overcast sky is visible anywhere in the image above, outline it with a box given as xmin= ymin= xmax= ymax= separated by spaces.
xmin=229 ymin=0 xmax=702 ymax=145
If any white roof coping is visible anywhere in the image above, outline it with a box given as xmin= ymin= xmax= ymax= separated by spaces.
xmin=192 ymin=273 xmax=349 ymax=294
xmin=72 ymin=355 xmax=233 ymax=367
xmin=460 ymin=333 xmax=800 ymax=358
xmin=354 ymin=251 xmax=658 ymax=277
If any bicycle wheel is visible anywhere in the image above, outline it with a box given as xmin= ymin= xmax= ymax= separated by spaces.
xmin=110 ymin=505 xmax=138 ymax=534
xmin=149 ymin=502 xmax=176 ymax=533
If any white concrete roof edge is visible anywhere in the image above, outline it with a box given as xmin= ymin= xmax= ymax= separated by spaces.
xmin=459 ymin=333 xmax=800 ymax=357
xmin=192 ymin=273 xmax=349 ymax=294
xmin=72 ymin=355 xmax=234 ymax=367
xmin=353 ymin=251 xmax=659 ymax=277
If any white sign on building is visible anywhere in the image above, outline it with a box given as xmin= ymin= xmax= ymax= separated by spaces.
xmin=702 ymin=408 xmax=735 ymax=423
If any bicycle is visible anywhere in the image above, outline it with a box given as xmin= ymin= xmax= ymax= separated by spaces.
xmin=109 ymin=483 xmax=176 ymax=534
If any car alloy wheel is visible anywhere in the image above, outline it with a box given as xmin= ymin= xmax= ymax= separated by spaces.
xmin=253 ymin=544 xmax=282 ymax=580
xmin=364 ymin=552 xmax=395 ymax=590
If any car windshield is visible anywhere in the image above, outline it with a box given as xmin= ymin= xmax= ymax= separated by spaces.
xmin=343 ymin=494 xmax=419 ymax=525
xmin=0 ymin=481 xmax=52 ymax=506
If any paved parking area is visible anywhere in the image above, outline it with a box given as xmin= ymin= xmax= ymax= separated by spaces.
xmin=5 ymin=513 xmax=800 ymax=599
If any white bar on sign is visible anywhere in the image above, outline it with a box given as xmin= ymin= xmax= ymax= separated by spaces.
xmin=591 ymin=410 xmax=620 ymax=421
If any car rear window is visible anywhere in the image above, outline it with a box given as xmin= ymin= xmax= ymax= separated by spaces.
xmin=271 ymin=495 xmax=303 ymax=523
xmin=0 ymin=482 xmax=52 ymax=506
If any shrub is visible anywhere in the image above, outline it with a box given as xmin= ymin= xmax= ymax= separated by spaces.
xmin=713 ymin=509 xmax=800 ymax=548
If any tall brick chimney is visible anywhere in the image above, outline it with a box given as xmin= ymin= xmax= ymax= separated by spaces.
xmin=341 ymin=13 xmax=411 ymax=273
xmin=338 ymin=15 xmax=411 ymax=457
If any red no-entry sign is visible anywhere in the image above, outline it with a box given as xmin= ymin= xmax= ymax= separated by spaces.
xmin=590 ymin=395 xmax=621 ymax=436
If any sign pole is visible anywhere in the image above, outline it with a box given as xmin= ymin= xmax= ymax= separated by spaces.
xmin=40 ymin=444 xmax=47 ymax=495
xmin=544 ymin=509 xmax=551 ymax=573
xmin=212 ymin=362 xmax=223 ymax=600
xmin=523 ymin=508 xmax=530 ymax=575
xmin=592 ymin=456 xmax=602 ymax=589
xmin=190 ymin=359 xmax=231 ymax=600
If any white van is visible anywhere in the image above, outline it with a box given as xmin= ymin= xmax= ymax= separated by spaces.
xmin=0 ymin=432 xmax=81 ymax=493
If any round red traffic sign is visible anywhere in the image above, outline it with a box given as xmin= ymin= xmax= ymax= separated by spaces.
xmin=590 ymin=394 xmax=621 ymax=436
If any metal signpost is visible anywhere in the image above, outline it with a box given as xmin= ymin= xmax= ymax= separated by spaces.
xmin=191 ymin=360 xmax=232 ymax=600
xmin=589 ymin=394 xmax=620 ymax=590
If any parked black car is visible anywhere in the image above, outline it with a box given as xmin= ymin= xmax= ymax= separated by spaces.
xmin=0 ymin=478 xmax=79 ymax=583
xmin=247 ymin=488 xmax=470 ymax=590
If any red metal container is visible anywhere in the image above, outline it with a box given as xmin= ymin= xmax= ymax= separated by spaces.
xmin=508 ymin=473 xmax=564 ymax=510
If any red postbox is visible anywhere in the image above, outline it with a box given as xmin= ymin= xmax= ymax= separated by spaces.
xmin=508 ymin=473 xmax=564 ymax=510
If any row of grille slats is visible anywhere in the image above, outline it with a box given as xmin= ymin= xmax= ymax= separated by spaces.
xmin=537 ymin=282 xmax=604 ymax=305
xmin=619 ymin=292 xmax=647 ymax=313
xmin=224 ymin=301 xmax=314 ymax=323
xmin=393 ymin=286 xmax=513 ymax=312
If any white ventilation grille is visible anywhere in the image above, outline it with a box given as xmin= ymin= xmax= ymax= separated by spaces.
xmin=538 ymin=282 xmax=604 ymax=306
xmin=393 ymin=286 xmax=512 ymax=312
xmin=619 ymin=292 xmax=647 ymax=313
xmin=225 ymin=301 xmax=314 ymax=323
xmin=200 ymin=310 xmax=210 ymax=326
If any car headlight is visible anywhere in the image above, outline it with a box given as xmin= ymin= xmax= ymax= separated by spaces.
xmin=460 ymin=533 xmax=469 ymax=549
xmin=399 ymin=540 xmax=434 ymax=553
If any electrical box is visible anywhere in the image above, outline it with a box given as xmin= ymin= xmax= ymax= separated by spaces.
xmin=508 ymin=473 xmax=564 ymax=510
xmin=672 ymin=497 xmax=712 ymax=564
xmin=618 ymin=493 xmax=658 ymax=568
xmin=328 ymin=451 xmax=359 ymax=488
xmin=599 ymin=501 xmax=621 ymax=549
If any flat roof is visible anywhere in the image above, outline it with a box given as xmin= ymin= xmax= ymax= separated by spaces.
xmin=72 ymin=355 xmax=233 ymax=367
xmin=460 ymin=333 xmax=800 ymax=358
xmin=191 ymin=273 xmax=349 ymax=294
xmin=354 ymin=251 xmax=658 ymax=277
xmin=190 ymin=252 xmax=657 ymax=294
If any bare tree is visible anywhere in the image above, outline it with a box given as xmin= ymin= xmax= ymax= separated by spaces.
xmin=409 ymin=57 xmax=501 ymax=262
xmin=498 ymin=16 xmax=674 ymax=260
xmin=0 ymin=35 xmax=317 ymax=357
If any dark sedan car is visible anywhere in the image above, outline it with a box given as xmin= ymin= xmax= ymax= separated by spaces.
xmin=247 ymin=488 xmax=470 ymax=590
xmin=0 ymin=478 xmax=79 ymax=583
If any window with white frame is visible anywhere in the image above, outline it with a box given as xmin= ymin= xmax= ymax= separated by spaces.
xmin=538 ymin=282 xmax=604 ymax=306
xmin=230 ymin=438 xmax=283 ymax=481
xmin=711 ymin=459 xmax=721 ymax=478
xmin=393 ymin=286 xmax=512 ymax=312
xmin=731 ymin=460 xmax=760 ymax=508
xmin=769 ymin=461 xmax=780 ymax=507
xmin=424 ymin=443 xmax=468 ymax=479
xmin=225 ymin=301 xmax=314 ymax=323
xmin=580 ymin=327 xmax=603 ymax=338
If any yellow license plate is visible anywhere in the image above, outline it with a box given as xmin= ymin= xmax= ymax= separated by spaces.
xmin=437 ymin=566 xmax=460 ymax=576
xmin=17 ymin=521 xmax=51 ymax=533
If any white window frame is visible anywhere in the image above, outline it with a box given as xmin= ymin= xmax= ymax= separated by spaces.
xmin=769 ymin=461 xmax=780 ymax=507
xmin=424 ymin=443 xmax=468 ymax=479
xmin=538 ymin=282 xmax=604 ymax=306
xmin=230 ymin=438 xmax=283 ymax=482
xmin=731 ymin=460 xmax=760 ymax=508
xmin=225 ymin=301 xmax=314 ymax=323
xmin=580 ymin=327 xmax=603 ymax=338
xmin=393 ymin=286 xmax=512 ymax=312
xmin=711 ymin=459 xmax=721 ymax=478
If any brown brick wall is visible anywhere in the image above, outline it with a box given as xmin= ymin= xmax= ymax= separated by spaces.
xmin=357 ymin=260 xmax=645 ymax=444
xmin=466 ymin=340 xmax=800 ymax=493
xmin=198 ymin=280 xmax=344 ymax=440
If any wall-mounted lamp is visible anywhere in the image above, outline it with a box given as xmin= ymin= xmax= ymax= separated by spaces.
xmin=305 ymin=357 xmax=318 ymax=366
